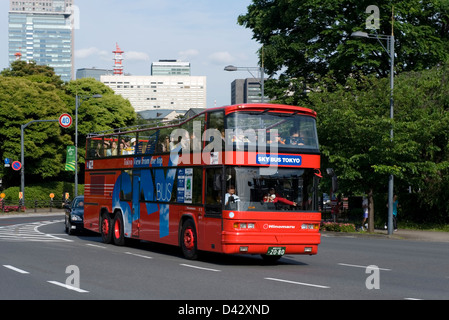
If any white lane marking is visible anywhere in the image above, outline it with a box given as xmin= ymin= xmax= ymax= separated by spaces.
xmin=265 ymin=277 xmax=330 ymax=289
xmin=47 ymin=281 xmax=89 ymax=293
xmin=86 ymin=243 xmax=107 ymax=249
xmin=3 ymin=265 xmax=30 ymax=274
xmin=338 ymin=263 xmax=392 ymax=271
xmin=125 ymin=252 xmax=153 ymax=259
xmin=0 ymin=220 xmax=72 ymax=243
xmin=180 ymin=264 xmax=221 ymax=272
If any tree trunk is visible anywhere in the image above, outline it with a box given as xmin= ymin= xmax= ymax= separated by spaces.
xmin=368 ymin=189 xmax=375 ymax=233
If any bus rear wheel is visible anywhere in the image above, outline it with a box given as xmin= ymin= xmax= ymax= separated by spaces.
xmin=101 ymin=212 xmax=113 ymax=244
xmin=112 ymin=214 xmax=125 ymax=246
xmin=181 ymin=220 xmax=198 ymax=260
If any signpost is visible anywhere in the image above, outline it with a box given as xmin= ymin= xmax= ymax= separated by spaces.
xmin=20 ymin=114 xmax=73 ymax=209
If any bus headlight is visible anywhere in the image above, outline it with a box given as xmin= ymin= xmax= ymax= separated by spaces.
xmin=233 ymin=223 xmax=255 ymax=229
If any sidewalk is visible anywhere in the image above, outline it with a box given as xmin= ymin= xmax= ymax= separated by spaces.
xmin=0 ymin=208 xmax=65 ymax=219
xmin=324 ymin=228 xmax=449 ymax=243
xmin=375 ymin=228 xmax=449 ymax=243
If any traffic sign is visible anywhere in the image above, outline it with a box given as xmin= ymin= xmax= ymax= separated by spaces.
xmin=59 ymin=114 xmax=73 ymax=128
xmin=12 ymin=161 xmax=22 ymax=171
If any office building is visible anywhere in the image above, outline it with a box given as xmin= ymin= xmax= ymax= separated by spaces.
xmin=231 ymin=78 xmax=267 ymax=105
xmin=8 ymin=0 xmax=75 ymax=82
xmin=101 ymin=75 xmax=207 ymax=112
xmin=76 ymin=68 xmax=113 ymax=81
xmin=151 ymin=60 xmax=191 ymax=76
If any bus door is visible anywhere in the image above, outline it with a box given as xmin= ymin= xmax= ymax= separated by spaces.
xmin=132 ymin=170 xmax=141 ymax=238
xmin=201 ymin=167 xmax=224 ymax=252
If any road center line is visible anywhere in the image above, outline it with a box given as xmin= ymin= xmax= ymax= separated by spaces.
xmin=180 ymin=263 xmax=221 ymax=272
xmin=3 ymin=265 xmax=30 ymax=274
xmin=47 ymin=281 xmax=89 ymax=293
xmin=265 ymin=277 xmax=330 ymax=289
xmin=338 ymin=263 xmax=392 ymax=271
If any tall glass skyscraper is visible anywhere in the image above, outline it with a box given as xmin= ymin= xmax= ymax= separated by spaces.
xmin=8 ymin=0 xmax=74 ymax=82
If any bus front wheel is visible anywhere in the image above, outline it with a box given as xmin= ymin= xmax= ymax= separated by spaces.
xmin=181 ymin=220 xmax=198 ymax=260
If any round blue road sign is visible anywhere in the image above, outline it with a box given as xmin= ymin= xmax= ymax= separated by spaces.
xmin=12 ymin=161 xmax=22 ymax=171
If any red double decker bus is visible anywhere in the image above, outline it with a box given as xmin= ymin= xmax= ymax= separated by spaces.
xmin=83 ymin=103 xmax=322 ymax=261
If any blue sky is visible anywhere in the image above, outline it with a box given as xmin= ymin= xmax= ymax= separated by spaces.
xmin=0 ymin=0 xmax=261 ymax=107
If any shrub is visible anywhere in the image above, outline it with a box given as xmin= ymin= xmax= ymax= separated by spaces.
xmin=321 ymin=222 xmax=356 ymax=233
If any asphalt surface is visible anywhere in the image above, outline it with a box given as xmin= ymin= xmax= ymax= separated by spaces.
xmin=1 ymin=209 xmax=449 ymax=243
xmin=1 ymin=210 xmax=448 ymax=301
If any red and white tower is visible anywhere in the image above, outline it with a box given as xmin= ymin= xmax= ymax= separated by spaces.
xmin=113 ymin=43 xmax=124 ymax=76
xmin=15 ymin=51 xmax=22 ymax=61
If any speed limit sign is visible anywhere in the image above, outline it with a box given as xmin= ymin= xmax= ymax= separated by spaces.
xmin=59 ymin=114 xmax=73 ymax=128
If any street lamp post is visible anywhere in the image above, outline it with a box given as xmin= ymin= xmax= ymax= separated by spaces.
xmin=352 ymin=31 xmax=395 ymax=235
xmin=224 ymin=65 xmax=265 ymax=103
xmin=75 ymin=94 xmax=102 ymax=198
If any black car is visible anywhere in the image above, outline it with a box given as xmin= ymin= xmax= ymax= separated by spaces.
xmin=64 ymin=196 xmax=84 ymax=235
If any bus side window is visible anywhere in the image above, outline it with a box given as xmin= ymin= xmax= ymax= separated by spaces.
xmin=205 ymin=168 xmax=223 ymax=212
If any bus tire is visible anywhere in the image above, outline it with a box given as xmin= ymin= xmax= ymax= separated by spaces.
xmin=112 ymin=213 xmax=125 ymax=246
xmin=100 ymin=212 xmax=113 ymax=244
xmin=181 ymin=219 xmax=198 ymax=260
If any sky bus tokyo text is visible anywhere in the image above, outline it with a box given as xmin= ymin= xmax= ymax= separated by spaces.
xmin=83 ymin=103 xmax=322 ymax=262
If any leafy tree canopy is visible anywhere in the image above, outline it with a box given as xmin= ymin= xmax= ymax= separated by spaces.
xmin=0 ymin=66 xmax=137 ymax=186
xmin=239 ymin=0 xmax=449 ymax=86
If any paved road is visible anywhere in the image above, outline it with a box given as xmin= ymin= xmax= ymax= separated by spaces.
xmin=0 ymin=213 xmax=448 ymax=304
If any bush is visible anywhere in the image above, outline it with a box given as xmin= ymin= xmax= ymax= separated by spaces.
xmin=1 ymin=182 xmax=84 ymax=207
xmin=321 ymin=222 xmax=356 ymax=233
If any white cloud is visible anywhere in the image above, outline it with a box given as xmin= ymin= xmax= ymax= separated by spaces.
xmin=75 ymin=47 xmax=109 ymax=60
xmin=125 ymin=51 xmax=150 ymax=61
xmin=208 ymin=51 xmax=235 ymax=65
xmin=178 ymin=49 xmax=200 ymax=60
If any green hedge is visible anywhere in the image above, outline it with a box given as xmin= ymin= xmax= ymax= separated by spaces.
xmin=2 ymin=182 xmax=84 ymax=204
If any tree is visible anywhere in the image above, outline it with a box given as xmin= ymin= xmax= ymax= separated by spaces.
xmin=63 ymin=79 xmax=137 ymax=181
xmin=0 ymin=69 xmax=137 ymax=187
xmin=239 ymin=0 xmax=449 ymax=89
xmin=308 ymin=63 xmax=449 ymax=226
xmin=1 ymin=60 xmax=64 ymax=88
xmin=0 ymin=76 xmax=71 ymax=185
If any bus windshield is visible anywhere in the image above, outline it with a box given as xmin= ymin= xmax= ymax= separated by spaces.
xmin=224 ymin=167 xmax=318 ymax=212
xmin=226 ymin=112 xmax=319 ymax=151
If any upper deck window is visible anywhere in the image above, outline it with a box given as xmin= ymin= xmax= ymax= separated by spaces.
xmin=225 ymin=111 xmax=319 ymax=152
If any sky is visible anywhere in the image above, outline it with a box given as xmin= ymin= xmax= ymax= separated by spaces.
xmin=0 ymin=0 xmax=261 ymax=108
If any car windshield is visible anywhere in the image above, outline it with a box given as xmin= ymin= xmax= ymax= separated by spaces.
xmin=224 ymin=167 xmax=318 ymax=212
xmin=73 ymin=198 xmax=84 ymax=208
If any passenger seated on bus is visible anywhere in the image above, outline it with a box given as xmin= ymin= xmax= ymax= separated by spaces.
xmin=263 ymin=188 xmax=297 ymax=206
xmin=111 ymin=141 xmax=118 ymax=156
xmin=287 ymin=128 xmax=305 ymax=146
xmin=94 ymin=142 xmax=103 ymax=158
xmin=225 ymin=185 xmax=240 ymax=206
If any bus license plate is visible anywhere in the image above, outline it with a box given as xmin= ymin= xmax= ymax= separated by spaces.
xmin=267 ymin=247 xmax=286 ymax=256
